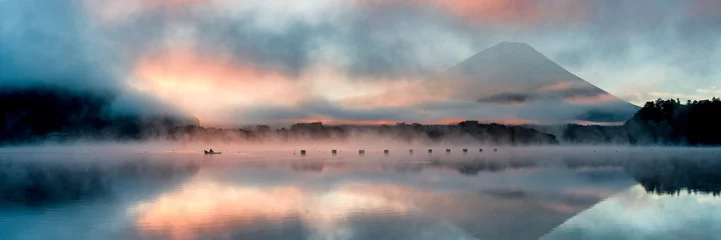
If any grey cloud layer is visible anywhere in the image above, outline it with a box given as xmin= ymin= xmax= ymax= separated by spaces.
xmin=0 ymin=0 xmax=114 ymax=89
xmin=1 ymin=0 xmax=719 ymax=123
xmin=235 ymin=99 xmax=631 ymax=124
xmin=3 ymin=0 xmax=720 ymax=84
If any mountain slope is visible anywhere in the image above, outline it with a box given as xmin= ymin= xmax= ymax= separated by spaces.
xmin=424 ymin=41 xmax=639 ymax=123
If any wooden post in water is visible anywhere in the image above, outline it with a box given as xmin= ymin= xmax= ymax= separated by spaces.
xmin=428 ymin=149 xmax=433 ymax=154
xmin=463 ymin=149 xmax=468 ymax=154
xmin=446 ymin=149 xmax=451 ymax=154
xmin=409 ymin=149 xmax=414 ymax=155
xmin=359 ymin=150 xmax=365 ymax=156
xmin=384 ymin=150 xmax=390 ymax=156
xmin=300 ymin=150 xmax=307 ymax=156
xmin=479 ymin=148 xmax=483 ymax=152
xmin=332 ymin=149 xmax=337 ymax=156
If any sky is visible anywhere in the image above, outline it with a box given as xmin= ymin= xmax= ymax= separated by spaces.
xmin=1 ymin=0 xmax=720 ymax=126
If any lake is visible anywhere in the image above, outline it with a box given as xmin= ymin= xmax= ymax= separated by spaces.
xmin=1 ymin=147 xmax=720 ymax=240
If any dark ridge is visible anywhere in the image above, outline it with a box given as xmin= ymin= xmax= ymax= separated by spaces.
xmin=478 ymin=93 xmax=531 ymax=104
xmin=0 ymin=86 xmax=198 ymax=145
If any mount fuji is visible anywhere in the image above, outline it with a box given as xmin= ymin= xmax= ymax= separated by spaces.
xmin=419 ymin=41 xmax=639 ymax=124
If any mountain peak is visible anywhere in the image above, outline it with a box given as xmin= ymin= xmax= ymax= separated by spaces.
xmin=445 ymin=41 xmax=565 ymax=81
xmin=494 ymin=41 xmax=532 ymax=48
xmin=436 ymin=41 xmax=639 ymax=123
xmin=475 ymin=41 xmax=544 ymax=59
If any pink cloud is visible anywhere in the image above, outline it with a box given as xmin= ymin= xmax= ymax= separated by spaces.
xmin=338 ymin=81 xmax=452 ymax=109
xmin=131 ymin=48 xmax=307 ymax=125
xmin=537 ymin=81 xmax=576 ymax=92
xmin=689 ymin=0 xmax=721 ymax=18
xmin=359 ymin=0 xmax=590 ymax=26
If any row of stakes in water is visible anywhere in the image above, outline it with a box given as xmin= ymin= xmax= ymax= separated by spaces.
xmin=299 ymin=148 xmax=497 ymax=156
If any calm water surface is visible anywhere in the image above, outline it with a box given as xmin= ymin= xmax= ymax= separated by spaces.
xmin=1 ymin=148 xmax=720 ymax=240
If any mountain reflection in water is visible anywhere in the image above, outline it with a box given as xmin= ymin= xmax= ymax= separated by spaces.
xmin=0 ymin=148 xmax=720 ymax=240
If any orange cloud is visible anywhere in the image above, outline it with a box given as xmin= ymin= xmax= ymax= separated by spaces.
xmin=134 ymin=181 xmax=305 ymax=239
xmin=131 ymin=48 xmax=439 ymax=126
xmin=338 ymin=81 xmax=452 ymax=109
xmin=429 ymin=0 xmax=540 ymax=23
xmin=360 ymin=0 xmax=536 ymax=22
xmin=131 ymin=179 xmax=411 ymax=239
xmin=479 ymin=119 xmax=536 ymax=125
xmin=429 ymin=118 xmax=535 ymax=125
xmin=287 ymin=118 xmax=402 ymax=126
xmin=131 ymin=48 xmax=306 ymax=125
xmin=359 ymin=0 xmax=589 ymax=25
xmin=537 ymin=81 xmax=575 ymax=91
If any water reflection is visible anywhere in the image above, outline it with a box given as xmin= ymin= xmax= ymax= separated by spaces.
xmin=128 ymin=157 xmax=635 ymax=239
xmin=130 ymin=179 xmax=413 ymax=240
xmin=0 ymin=148 xmax=720 ymax=240
xmin=543 ymin=185 xmax=721 ymax=240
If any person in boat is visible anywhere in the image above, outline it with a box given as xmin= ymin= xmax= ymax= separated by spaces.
xmin=209 ymin=149 xmax=215 ymax=153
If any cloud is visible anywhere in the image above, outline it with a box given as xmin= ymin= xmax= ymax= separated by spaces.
xmin=696 ymin=86 xmax=721 ymax=95
xmin=688 ymin=0 xmax=721 ymax=19
xmin=0 ymin=0 xmax=194 ymax=118
xmin=0 ymin=0 xmax=115 ymax=90
xmin=564 ymin=93 xmax=617 ymax=104
xmin=2 ymin=0 xmax=720 ymax=125
xmin=478 ymin=93 xmax=531 ymax=105
xmin=129 ymin=48 xmax=309 ymax=124
xmin=359 ymin=0 xmax=590 ymax=27
xmin=625 ymin=87 xmax=720 ymax=106
xmin=538 ymin=82 xmax=576 ymax=92
xmin=186 ymin=0 xmax=477 ymax=79
xmin=82 ymin=0 xmax=212 ymax=24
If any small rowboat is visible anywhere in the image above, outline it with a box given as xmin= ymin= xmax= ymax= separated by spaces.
xmin=203 ymin=150 xmax=222 ymax=155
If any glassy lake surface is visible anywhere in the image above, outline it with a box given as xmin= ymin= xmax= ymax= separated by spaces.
xmin=1 ymin=147 xmax=721 ymax=240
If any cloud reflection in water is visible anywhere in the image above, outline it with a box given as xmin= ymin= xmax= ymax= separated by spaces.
xmin=128 ymin=177 xmax=459 ymax=240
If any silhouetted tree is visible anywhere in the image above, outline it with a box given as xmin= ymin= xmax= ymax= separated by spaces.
xmin=625 ymin=97 xmax=721 ymax=145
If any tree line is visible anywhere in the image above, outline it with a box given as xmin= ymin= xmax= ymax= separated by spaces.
xmin=626 ymin=97 xmax=721 ymax=145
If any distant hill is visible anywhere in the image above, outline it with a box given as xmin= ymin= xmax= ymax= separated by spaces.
xmin=0 ymin=86 xmax=198 ymax=144
xmin=425 ymin=41 xmax=639 ymax=123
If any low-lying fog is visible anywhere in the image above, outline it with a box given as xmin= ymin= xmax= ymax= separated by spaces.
xmin=4 ymin=139 xmax=720 ymax=155
xmin=1 ymin=143 xmax=720 ymax=240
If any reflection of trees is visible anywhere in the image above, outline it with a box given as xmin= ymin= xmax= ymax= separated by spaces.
xmin=0 ymin=158 xmax=199 ymax=206
xmin=452 ymin=157 xmax=537 ymax=176
xmin=564 ymin=157 xmax=624 ymax=169
xmin=624 ymin=157 xmax=721 ymax=196
xmin=391 ymin=163 xmax=424 ymax=173
xmin=562 ymin=153 xmax=721 ymax=196
xmin=290 ymin=162 xmax=324 ymax=172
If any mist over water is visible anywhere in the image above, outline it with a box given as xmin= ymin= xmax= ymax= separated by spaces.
xmin=1 ymin=145 xmax=720 ymax=240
